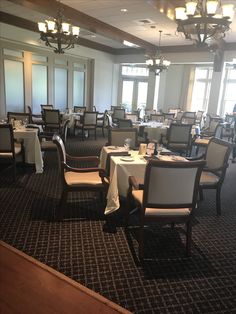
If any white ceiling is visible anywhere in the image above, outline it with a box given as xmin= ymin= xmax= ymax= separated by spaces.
xmin=1 ymin=0 xmax=236 ymax=50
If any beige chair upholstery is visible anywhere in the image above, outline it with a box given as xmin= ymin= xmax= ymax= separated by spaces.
xmin=43 ymin=109 xmax=62 ymax=133
xmin=126 ymin=159 xmax=205 ymax=258
xmin=7 ymin=112 xmax=30 ymax=125
xmin=117 ymin=119 xmax=133 ymax=128
xmin=198 ymin=137 xmax=232 ymax=215
xmin=74 ymin=106 xmax=86 ymax=114
xmin=125 ymin=113 xmax=138 ymax=123
xmin=108 ymin=128 xmax=138 ymax=148
xmin=74 ymin=111 xmax=98 ymax=140
xmin=0 ymin=124 xmax=24 ymax=180
xmin=27 ymin=106 xmax=43 ymax=125
xmin=112 ymin=108 xmax=126 ymax=123
xmin=52 ymin=134 xmax=109 ymax=220
xmin=150 ymin=114 xmax=165 ymax=122
xmin=165 ymin=123 xmax=193 ymax=156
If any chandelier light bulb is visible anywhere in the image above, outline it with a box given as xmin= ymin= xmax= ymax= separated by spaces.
xmin=72 ymin=26 xmax=80 ymax=36
xmin=206 ymin=1 xmax=218 ymax=15
xmin=62 ymin=22 xmax=70 ymax=33
xmin=175 ymin=7 xmax=187 ymax=20
xmin=222 ymin=4 xmax=235 ymax=20
xmin=47 ymin=20 xmax=56 ymax=31
xmin=186 ymin=2 xmax=197 ymax=16
xmin=38 ymin=22 xmax=46 ymax=33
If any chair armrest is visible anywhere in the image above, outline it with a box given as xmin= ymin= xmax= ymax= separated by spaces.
xmin=66 ymin=154 xmax=99 ymax=163
xmin=186 ymin=154 xmax=205 ymax=161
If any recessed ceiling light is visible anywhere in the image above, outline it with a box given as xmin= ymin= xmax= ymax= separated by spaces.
xmin=121 ymin=8 xmax=128 ymax=12
xmin=91 ymin=35 xmax=96 ymax=38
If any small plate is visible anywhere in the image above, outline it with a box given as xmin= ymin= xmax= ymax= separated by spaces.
xmin=120 ymin=157 xmax=134 ymax=162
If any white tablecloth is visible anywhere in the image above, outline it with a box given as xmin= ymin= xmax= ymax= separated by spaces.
xmin=103 ymin=150 xmax=187 ymax=215
xmin=14 ymin=128 xmax=43 ymax=173
xmin=104 ymin=151 xmax=146 ymax=214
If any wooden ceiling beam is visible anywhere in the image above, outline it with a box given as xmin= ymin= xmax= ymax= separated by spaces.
xmin=0 ymin=11 xmax=117 ymax=54
xmin=7 ymin=0 xmax=157 ymax=53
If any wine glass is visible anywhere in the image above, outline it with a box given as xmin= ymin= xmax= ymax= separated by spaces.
xmin=124 ymin=138 xmax=131 ymax=151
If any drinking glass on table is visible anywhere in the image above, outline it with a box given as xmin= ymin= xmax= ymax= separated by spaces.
xmin=124 ymin=138 xmax=132 ymax=151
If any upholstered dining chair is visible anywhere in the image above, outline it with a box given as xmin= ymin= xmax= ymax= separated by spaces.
xmin=74 ymin=111 xmax=98 ymax=140
xmin=126 ymin=159 xmax=205 ymax=258
xmin=40 ymin=119 xmax=70 ymax=152
xmin=192 ymin=137 xmax=232 ymax=215
xmin=112 ymin=108 xmax=126 ymax=123
xmin=52 ymin=134 xmax=109 ymax=220
xmin=73 ymin=106 xmax=86 ymax=114
xmin=194 ymin=122 xmax=221 ymax=155
xmin=7 ymin=112 xmax=31 ymax=125
xmin=42 ymin=109 xmax=62 ymax=133
xmin=108 ymin=128 xmax=138 ymax=148
xmin=0 ymin=124 xmax=24 ymax=180
xmin=117 ymin=119 xmax=133 ymax=128
xmin=164 ymin=123 xmax=193 ymax=156
xmin=150 ymin=114 xmax=165 ymax=122
xmin=27 ymin=106 xmax=43 ymax=125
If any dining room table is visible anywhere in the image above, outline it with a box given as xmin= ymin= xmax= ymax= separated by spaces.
xmin=100 ymin=146 xmax=186 ymax=215
xmin=13 ymin=126 xmax=43 ymax=173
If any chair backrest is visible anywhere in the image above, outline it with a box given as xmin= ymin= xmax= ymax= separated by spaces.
xmin=209 ymin=120 xmax=220 ymax=133
xmin=196 ymin=110 xmax=204 ymax=121
xmin=7 ymin=112 xmax=30 ymax=125
xmin=176 ymin=111 xmax=184 ymax=121
xmin=164 ymin=113 xmax=175 ymax=120
xmin=108 ymin=128 xmax=138 ymax=148
xmin=43 ymin=109 xmax=61 ymax=124
xmin=181 ymin=116 xmax=196 ymax=125
xmin=62 ymin=119 xmax=70 ymax=142
xmin=0 ymin=124 xmax=14 ymax=155
xmin=205 ymin=138 xmax=232 ymax=173
xmin=142 ymin=160 xmax=205 ymax=210
xmin=167 ymin=123 xmax=192 ymax=145
xmin=41 ymin=104 xmax=53 ymax=110
xmin=83 ymin=111 xmax=97 ymax=126
xmin=150 ymin=114 xmax=165 ymax=122
xmin=111 ymin=105 xmax=123 ymax=112
xmin=125 ymin=113 xmax=138 ymax=123
xmin=117 ymin=119 xmax=133 ymax=128
xmin=183 ymin=111 xmax=196 ymax=118
xmin=52 ymin=134 xmax=67 ymax=178
xmin=74 ymin=106 xmax=86 ymax=114
xmin=113 ymin=108 xmax=126 ymax=121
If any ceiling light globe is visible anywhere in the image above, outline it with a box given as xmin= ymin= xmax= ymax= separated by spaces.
xmin=72 ymin=26 xmax=80 ymax=36
xmin=222 ymin=4 xmax=235 ymax=20
xmin=62 ymin=23 xmax=70 ymax=33
xmin=47 ymin=20 xmax=55 ymax=31
xmin=186 ymin=2 xmax=197 ymax=16
xmin=206 ymin=1 xmax=218 ymax=15
xmin=38 ymin=22 xmax=46 ymax=32
xmin=175 ymin=7 xmax=187 ymax=20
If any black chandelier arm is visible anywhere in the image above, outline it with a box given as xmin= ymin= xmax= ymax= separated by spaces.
xmin=40 ymin=31 xmax=78 ymax=53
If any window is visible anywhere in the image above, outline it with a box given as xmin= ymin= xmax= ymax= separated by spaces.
xmin=54 ymin=67 xmax=68 ymax=111
xmin=219 ymin=66 xmax=236 ymax=116
xmin=4 ymin=59 xmax=24 ymax=112
xmin=32 ymin=64 xmax=48 ymax=113
xmin=73 ymin=70 xmax=85 ymax=106
xmin=122 ymin=65 xmax=149 ymax=77
xmin=191 ymin=67 xmax=213 ymax=112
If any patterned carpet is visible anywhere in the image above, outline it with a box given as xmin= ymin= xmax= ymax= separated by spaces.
xmin=1 ymin=134 xmax=236 ymax=313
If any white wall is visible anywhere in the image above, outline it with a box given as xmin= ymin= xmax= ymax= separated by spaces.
xmin=0 ymin=23 xmax=117 ymax=113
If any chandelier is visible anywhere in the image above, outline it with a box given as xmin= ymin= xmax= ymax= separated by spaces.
xmin=146 ymin=30 xmax=171 ymax=75
xmin=175 ymin=0 xmax=235 ymax=47
xmin=38 ymin=7 xmax=80 ymax=54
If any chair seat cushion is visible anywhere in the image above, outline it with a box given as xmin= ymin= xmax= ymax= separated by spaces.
xmin=41 ymin=140 xmax=56 ymax=150
xmin=0 ymin=143 xmax=22 ymax=158
xmin=65 ymin=171 xmax=103 ymax=186
xmin=132 ymin=190 xmax=191 ymax=216
xmin=195 ymin=138 xmax=210 ymax=146
xmin=200 ymin=171 xmax=219 ymax=185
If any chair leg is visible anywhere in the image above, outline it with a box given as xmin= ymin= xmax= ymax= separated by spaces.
xmin=186 ymin=221 xmax=192 ymax=257
xmin=57 ymin=190 xmax=68 ymax=221
xmin=199 ymin=187 xmax=203 ymax=201
xmin=216 ymin=186 xmax=222 ymax=216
